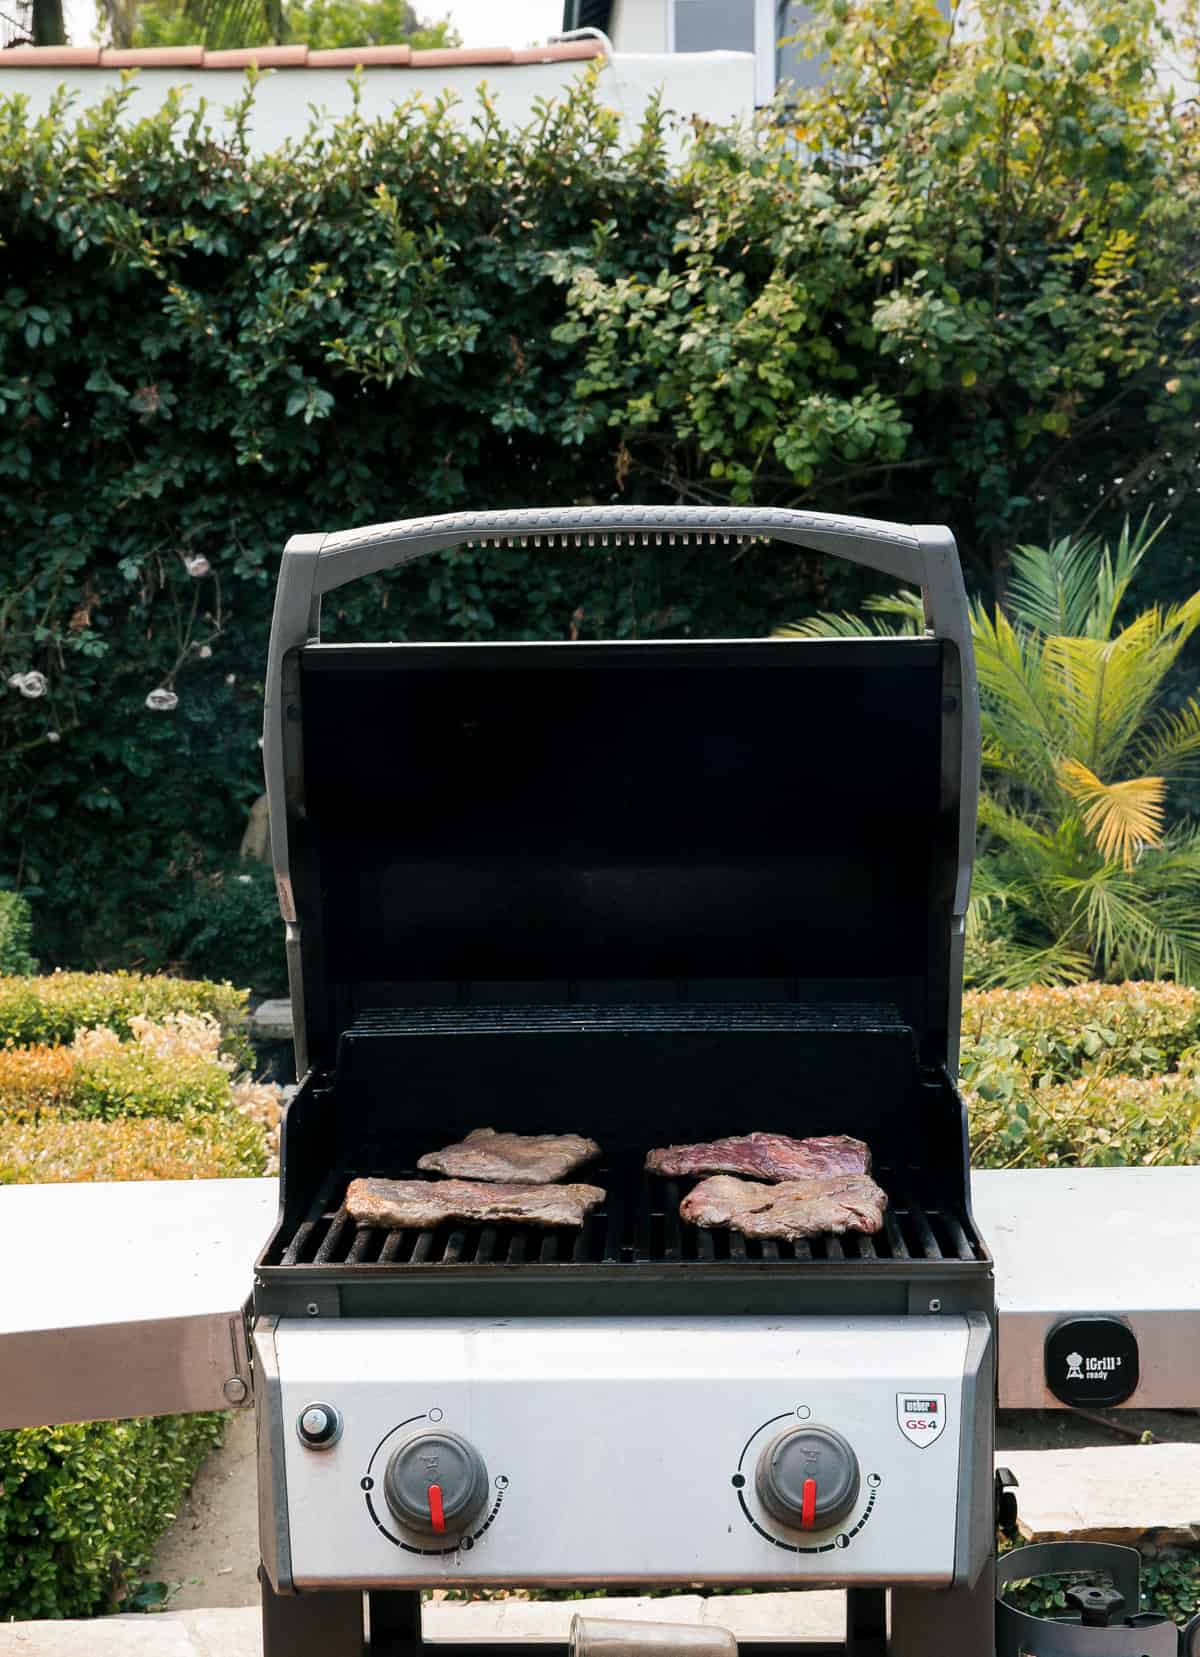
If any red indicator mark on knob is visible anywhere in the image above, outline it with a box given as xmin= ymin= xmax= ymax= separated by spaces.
xmin=800 ymin=1478 xmax=817 ymax=1530
xmin=428 ymin=1484 xmax=446 ymax=1533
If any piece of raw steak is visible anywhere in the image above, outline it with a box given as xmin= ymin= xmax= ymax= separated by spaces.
xmin=646 ymin=1132 xmax=870 ymax=1182
xmin=344 ymin=1177 xmax=606 ymax=1230
xmin=679 ymin=1173 xmax=887 ymax=1239
xmin=417 ymin=1127 xmax=599 ymax=1184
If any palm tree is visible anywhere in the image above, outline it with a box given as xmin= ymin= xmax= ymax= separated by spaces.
xmin=777 ymin=518 xmax=1200 ymax=987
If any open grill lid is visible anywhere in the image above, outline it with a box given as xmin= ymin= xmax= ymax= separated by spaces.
xmin=263 ymin=508 xmax=979 ymax=1078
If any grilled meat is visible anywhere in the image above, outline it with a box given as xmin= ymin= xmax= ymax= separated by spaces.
xmin=646 ymin=1132 xmax=870 ymax=1182
xmin=416 ymin=1127 xmax=599 ymax=1184
xmin=344 ymin=1176 xmax=605 ymax=1230
xmin=680 ymin=1173 xmax=887 ymax=1239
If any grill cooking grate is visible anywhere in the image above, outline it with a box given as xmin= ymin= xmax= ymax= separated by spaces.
xmin=270 ymin=1162 xmax=984 ymax=1270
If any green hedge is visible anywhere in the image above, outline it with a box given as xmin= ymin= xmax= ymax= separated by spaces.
xmin=0 ymin=1414 xmax=224 ymax=1620
xmin=0 ymin=892 xmax=37 ymax=976
xmin=0 ymin=971 xmax=247 ymax=1056
xmin=962 ymin=984 xmax=1200 ymax=1169
xmin=961 ymin=983 xmax=1200 ymax=1086
xmin=2 ymin=7 xmax=1197 ymax=979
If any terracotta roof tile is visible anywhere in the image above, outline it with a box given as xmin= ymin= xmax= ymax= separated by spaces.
xmin=0 ymin=44 xmax=102 ymax=64
xmin=0 ymin=40 xmax=604 ymax=70
xmin=307 ymin=44 xmax=412 ymax=66
xmin=201 ymin=44 xmax=308 ymax=67
xmin=101 ymin=44 xmax=206 ymax=65
xmin=409 ymin=46 xmax=514 ymax=67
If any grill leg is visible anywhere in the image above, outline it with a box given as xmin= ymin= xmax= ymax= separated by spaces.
xmin=369 ymin=1589 xmax=423 ymax=1655
xmin=260 ymin=1568 xmax=365 ymax=1657
xmin=847 ymin=1587 xmax=886 ymax=1656
xmin=889 ymin=1561 xmax=996 ymax=1657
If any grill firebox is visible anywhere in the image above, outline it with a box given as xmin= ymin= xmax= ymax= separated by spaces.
xmin=254 ymin=1000 xmax=990 ymax=1316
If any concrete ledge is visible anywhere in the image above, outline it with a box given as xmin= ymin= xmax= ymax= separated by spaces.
xmin=247 ymin=999 xmax=293 ymax=1043
xmin=0 ymin=1608 xmax=258 ymax=1656
xmin=0 ymin=1595 xmax=846 ymax=1654
xmin=1002 ymin=1444 xmax=1200 ymax=1547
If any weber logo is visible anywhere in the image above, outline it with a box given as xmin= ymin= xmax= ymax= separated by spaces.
xmin=896 ymin=1393 xmax=947 ymax=1448
xmin=1046 ymin=1318 xmax=1139 ymax=1407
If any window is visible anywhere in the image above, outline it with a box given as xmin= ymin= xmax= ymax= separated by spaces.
xmin=672 ymin=0 xmax=754 ymax=53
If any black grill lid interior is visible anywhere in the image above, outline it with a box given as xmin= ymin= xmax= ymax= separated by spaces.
xmin=292 ymin=637 xmax=962 ymax=1067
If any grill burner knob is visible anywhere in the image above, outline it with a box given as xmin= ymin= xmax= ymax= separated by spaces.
xmin=296 ymin=1402 xmax=342 ymax=1450
xmin=384 ymin=1431 xmax=490 ymax=1536
xmin=755 ymin=1425 xmax=860 ymax=1531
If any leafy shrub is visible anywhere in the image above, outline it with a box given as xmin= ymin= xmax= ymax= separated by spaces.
xmin=970 ymin=1068 xmax=1200 ymax=1170
xmin=0 ymin=971 xmax=247 ymax=1056
xmin=66 ymin=1018 xmax=233 ymax=1121
xmin=2 ymin=18 xmax=1197 ymax=976
xmin=0 ymin=1042 xmax=76 ymax=1115
xmin=961 ymin=983 xmax=1200 ymax=1087
xmin=152 ymin=863 xmax=287 ymax=996
xmin=0 ymin=1107 xmax=268 ymax=1182
xmin=0 ymin=1018 xmax=249 ymax=1122
xmin=0 ymin=1413 xmax=224 ymax=1619
xmin=0 ymin=1014 xmax=278 ymax=1162
xmin=962 ymin=982 xmax=1200 ymax=1169
xmin=0 ymin=891 xmax=37 ymax=976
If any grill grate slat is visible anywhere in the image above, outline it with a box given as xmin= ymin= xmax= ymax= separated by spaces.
xmin=270 ymin=1164 xmax=984 ymax=1271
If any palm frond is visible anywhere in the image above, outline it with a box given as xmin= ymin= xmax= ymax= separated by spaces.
xmin=1007 ymin=532 xmax=1102 ymax=637
xmin=773 ymin=589 xmax=924 ymax=640
xmin=774 ymin=612 xmax=880 ymax=639
xmin=1055 ymin=863 xmax=1200 ymax=983
xmin=180 ymin=0 xmax=281 ymax=49
xmin=976 ymin=792 xmax=1061 ymax=862
xmin=1056 ymin=759 xmax=1165 ymax=869
xmin=1043 ymin=611 xmax=1169 ymax=774
xmin=973 ymin=938 xmax=1094 ymax=990
xmin=864 ymin=588 xmax=926 ymax=628
xmin=1087 ymin=511 xmax=1168 ymax=639
xmin=971 ymin=604 xmax=1059 ymax=792
xmin=1005 ymin=514 xmax=1166 ymax=641
xmin=1133 ymin=696 xmax=1200 ymax=778
xmin=965 ymin=853 xmax=1013 ymax=938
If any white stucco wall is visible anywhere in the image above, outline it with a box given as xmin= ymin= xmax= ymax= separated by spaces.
xmin=0 ymin=49 xmax=755 ymax=157
xmin=609 ymin=0 xmax=670 ymax=54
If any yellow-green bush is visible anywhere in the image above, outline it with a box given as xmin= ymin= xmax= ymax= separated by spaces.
xmin=0 ymin=1017 xmax=246 ymax=1124
xmin=0 ymin=1109 xmax=268 ymax=1184
xmin=961 ymin=983 xmax=1200 ymax=1085
xmin=962 ymin=983 xmax=1200 ymax=1170
xmin=0 ymin=972 xmax=247 ymax=1058
xmin=0 ymin=1043 xmax=76 ymax=1116
xmin=970 ymin=1068 xmax=1200 ymax=1170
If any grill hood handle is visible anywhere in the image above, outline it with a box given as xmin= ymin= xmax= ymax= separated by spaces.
xmin=264 ymin=506 xmax=978 ymax=1075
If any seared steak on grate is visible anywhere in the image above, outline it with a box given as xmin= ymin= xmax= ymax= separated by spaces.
xmin=345 ymin=1177 xmax=605 ymax=1230
xmin=416 ymin=1127 xmax=599 ymax=1184
xmin=680 ymin=1173 xmax=887 ymax=1239
xmin=646 ymin=1132 xmax=870 ymax=1182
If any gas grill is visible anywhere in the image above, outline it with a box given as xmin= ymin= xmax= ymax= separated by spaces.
xmin=255 ymin=506 xmax=996 ymax=1657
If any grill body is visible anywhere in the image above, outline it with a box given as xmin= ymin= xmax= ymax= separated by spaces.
xmin=255 ymin=507 xmax=995 ymax=1657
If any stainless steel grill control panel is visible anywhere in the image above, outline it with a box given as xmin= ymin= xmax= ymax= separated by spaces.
xmin=274 ymin=1316 xmax=972 ymax=1588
